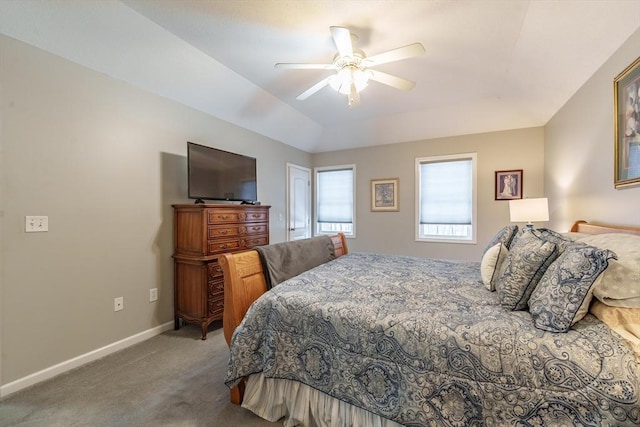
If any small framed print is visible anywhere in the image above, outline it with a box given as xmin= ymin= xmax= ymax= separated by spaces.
xmin=495 ymin=170 xmax=523 ymax=200
xmin=371 ymin=178 xmax=399 ymax=211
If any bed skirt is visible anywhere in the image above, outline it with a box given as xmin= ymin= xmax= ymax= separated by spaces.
xmin=241 ymin=374 xmax=403 ymax=427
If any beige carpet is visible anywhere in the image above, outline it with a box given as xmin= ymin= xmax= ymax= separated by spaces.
xmin=0 ymin=322 xmax=281 ymax=426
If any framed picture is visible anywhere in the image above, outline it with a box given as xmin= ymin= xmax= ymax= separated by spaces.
xmin=495 ymin=170 xmax=523 ymax=200
xmin=371 ymin=178 xmax=399 ymax=211
xmin=614 ymin=57 xmax=640 ymax=189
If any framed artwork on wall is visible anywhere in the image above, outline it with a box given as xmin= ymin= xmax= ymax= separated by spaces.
xmin=614 ymin=57 xmax=640 ymax=189
xmin=371 ymin=178 xmax=399 ymax=211
xmin=495 ymin=170 xmax=523 ymax=200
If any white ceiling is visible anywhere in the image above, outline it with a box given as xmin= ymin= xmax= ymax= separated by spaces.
xmin=1 ymin=0 xmax=639 ymax=153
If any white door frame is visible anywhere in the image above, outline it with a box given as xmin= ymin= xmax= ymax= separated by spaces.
xmin=286 ymin=163 xmax=311 ymax=241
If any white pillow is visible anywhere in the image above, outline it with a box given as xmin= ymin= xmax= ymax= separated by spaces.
xmin=481 ymin=242 xmax=508 ymax=291
xmin=577 ymin=233 xmax=640 ymax=308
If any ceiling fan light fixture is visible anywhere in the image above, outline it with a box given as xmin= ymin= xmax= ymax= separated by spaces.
xmin=329 ymin=66 xmax=369 ymax=95
xmin=352 ymin=68 xmax=370 ymax=91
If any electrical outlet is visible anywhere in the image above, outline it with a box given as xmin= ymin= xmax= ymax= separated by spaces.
xmin=25 ymin=216 xmax=48 ymax=232
xmin=114 ymin=297 xmax=124 ymax=311
xmin=149 ymin=288 xmax=158 ymax=302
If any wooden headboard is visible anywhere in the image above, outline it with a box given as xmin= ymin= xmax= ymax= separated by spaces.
xmin=570 ymin=220 xmax=640 ymax=236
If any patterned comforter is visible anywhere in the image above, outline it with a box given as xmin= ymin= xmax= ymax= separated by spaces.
xmin=226 ymin=253 xmax=640 ymax=426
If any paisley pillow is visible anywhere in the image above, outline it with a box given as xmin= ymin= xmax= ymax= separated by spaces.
xmin=497 ymin=229 xmax=559 ymax=310
xmin=529 ymin=243 xmax=616 ymax=333
xmin=531 ymin=227 xmax=574 ymax=254
xmin=482 ymin=225 xmax=518 ymax=256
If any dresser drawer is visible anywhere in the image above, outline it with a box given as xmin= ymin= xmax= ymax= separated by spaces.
xmin=208 ymin=223 xmax=268 ymax=239
xmin=207 ymin=209 xmax=268 ymax=224
xmin=208 ymin=296 xmax=224 ymax=317
xmin=207 ymin=262 xmax=223 ymax=280
xmin=242 ymin=210 xmax=269 ymax=223
xmin=208 ymin=279 xmax=224 ymax=298
xmin=241 ymin=223 xmax=268 ymax=235
xmin=208 ymin=225 xmax=241 ymax=239
xmin=241 ymin=235 xmax=269 ymax=248
xmin=207 ymin=238 xmax=241 ymax=255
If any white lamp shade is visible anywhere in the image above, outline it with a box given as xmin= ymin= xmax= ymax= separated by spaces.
xmin=509 ymin=198 xmax=549 ymax=223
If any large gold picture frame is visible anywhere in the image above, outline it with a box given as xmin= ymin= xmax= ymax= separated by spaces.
xmin=614 ymin=57 xmax=640 ymax=189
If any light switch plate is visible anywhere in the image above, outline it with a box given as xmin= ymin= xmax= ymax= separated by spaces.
xmin=25 ymin=216 xmax=48 ymax=232
xmin=114 ymin=297 xmax=124 ymax=312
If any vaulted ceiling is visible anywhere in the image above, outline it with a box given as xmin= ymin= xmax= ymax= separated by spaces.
xmin=1 ymin=0 xmax=639 ymax=153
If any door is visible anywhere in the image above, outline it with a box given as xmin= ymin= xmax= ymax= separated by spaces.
xmin=287 ymin=163 xmax=311 ymax=241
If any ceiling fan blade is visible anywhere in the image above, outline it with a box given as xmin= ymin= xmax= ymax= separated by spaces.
xmin=275 ymin=63 xmax=335 ymax=70
xmin=364 ymin=42 xmax=425 ymax=67
xmin=368 ymin=70 xmax=416 ymax=91
xmin=330 ymin=26 xmax=353 ymax=58
xmin=296 ymin=76 xmax=332 ymax=100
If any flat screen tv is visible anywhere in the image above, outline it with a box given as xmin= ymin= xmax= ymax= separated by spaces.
xmin=187 ymin=142 xmax=257 ymax=203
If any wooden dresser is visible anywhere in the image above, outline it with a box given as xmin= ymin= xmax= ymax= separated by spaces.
xmin=172 ymin=204 xmax=270 ymax=339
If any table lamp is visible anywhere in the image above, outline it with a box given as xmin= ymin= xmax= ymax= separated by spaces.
xmin=509 ymin=198 xmax=549 ymax=229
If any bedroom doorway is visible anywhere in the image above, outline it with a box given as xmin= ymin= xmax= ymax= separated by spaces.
xmin=286 ymin=163 xmax=311 ymax=241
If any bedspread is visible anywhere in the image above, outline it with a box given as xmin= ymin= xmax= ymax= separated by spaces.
xmin=226 ymin=253 xmax=640 ymax=426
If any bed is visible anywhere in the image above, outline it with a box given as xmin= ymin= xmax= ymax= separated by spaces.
xmin=220 ymin=221 xmax=640 ymax=426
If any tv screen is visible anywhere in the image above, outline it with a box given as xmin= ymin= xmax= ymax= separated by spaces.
xmin=187 ymin=142 xmax=257 ymax=203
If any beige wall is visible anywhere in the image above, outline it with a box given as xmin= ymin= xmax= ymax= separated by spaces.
xmin=312 ymin=127 xmax=545 ymax=260
xmin=545 ymin=29 xmax=640 ymax=231
xmin=0 ymin=35 xmax=310 ymax=386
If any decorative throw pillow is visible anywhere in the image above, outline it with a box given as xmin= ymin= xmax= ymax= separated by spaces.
xmin=531 ymin=228 xmax=574 ymax=254
xmin=577 ymin=233 xmax=640 ymax=308
xmin=482 ymin=225 xmax=518 ymax=256
xmin=481 ymin=242 xmax=508 ymax=291
xmin=529 ymin=243 xmax=617 ymax=333
xmin=497 ymin=229 xmax=559 ymax=310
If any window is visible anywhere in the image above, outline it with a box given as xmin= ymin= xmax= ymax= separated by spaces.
xmin=315 ymin=165 xmax=355 ymax=237
xmin=416 ymin=153 xmax=476 ymax=243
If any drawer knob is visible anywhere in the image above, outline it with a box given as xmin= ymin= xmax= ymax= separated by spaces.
xmin=218 ymin=215 xmax=230 ymax=220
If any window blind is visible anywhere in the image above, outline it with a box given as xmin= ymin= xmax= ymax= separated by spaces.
xmin=419 ymin=159 xmax=472 ymax=225
xmin=317 ymin=168 xmax=353 ymax=223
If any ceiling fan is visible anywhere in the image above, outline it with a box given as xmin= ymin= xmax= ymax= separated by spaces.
xmin=275 ymin=26 xmax=425 ymax=107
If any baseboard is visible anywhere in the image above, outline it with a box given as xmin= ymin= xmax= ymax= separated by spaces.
xmin=0 ymin=321 xmax=174 ymax=398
